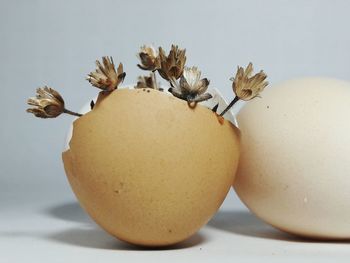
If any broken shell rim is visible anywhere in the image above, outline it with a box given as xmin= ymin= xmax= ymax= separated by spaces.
xmin=63 ymin=85 xmax=238 ymax=151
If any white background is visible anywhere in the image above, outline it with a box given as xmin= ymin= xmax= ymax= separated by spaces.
xmin=1 ymin=0 xmax=350 ymax=262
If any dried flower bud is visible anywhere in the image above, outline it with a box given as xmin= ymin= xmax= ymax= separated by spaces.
xmin=87 ymin=56 xmax=126 ymax=92
xmin=219 ymin=62 xmax=268 ymax=117
xmin=27 ymin=86 xmax=82 ymax=118
xmin=169 ymin=66 xmax=212 ymax=103
xmin=231 ymin=62 xmax=268 ymax=101
xmin=158 ymin=45 xmax=186 ymax=81
xmin=135 ymin=74 xmax=158 ymax=90
xmin=137 ymin=45 xmax=160 ymax=71
xmin=27 ymin=86 xmax=65 ymax=118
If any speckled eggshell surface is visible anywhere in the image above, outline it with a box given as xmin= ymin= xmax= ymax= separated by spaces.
xmin=63 ymin=88 xmax=240 ymax=246
xmin=234 ymin=78 xmax=350 ymax=239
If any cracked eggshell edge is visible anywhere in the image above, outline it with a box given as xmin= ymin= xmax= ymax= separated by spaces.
xmin=63 ymin=86 xmax=238 ymax=151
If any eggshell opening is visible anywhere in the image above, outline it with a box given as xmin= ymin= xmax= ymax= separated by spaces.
xmin=64 ymin=86 xmax=237 ymax=151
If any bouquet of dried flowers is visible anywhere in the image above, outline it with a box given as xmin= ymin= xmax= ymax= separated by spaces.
xmin=27 ymin=44 xmax=268 ymax=120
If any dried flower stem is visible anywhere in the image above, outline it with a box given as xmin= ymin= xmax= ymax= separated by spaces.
xmin=211 ymin=103 xmax=219 ymax=113
xmin=219 ymin=96 xmax=239 ymax=117
xmin=63 ymin=109 xmax=83 ymax=117
xmin=151 ymin=71 xmax=159 ymax=90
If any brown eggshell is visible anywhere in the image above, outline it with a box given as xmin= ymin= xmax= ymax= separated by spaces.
xmin=63 ymin=88 xmax=240 ymax=246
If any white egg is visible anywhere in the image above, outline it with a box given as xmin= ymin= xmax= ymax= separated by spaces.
xmin=234 ymin=78 xmax=350 ymax=239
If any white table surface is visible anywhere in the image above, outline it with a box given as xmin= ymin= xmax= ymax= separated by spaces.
xmin=2 ymin=188 xmax=349 ymax=263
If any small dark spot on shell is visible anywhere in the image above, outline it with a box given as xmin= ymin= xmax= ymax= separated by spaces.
xmin=143 ymin=88 xmax=146 ymax=91
xmin=267 ymin=105 xmax=270 ymax=109
xmin=114 ymin=190 xmax=119 ymax=194
xmin=168 ymin=229 xmax=172 ymax=233
xmin=147 ymin=90 xmax=150 ymax=93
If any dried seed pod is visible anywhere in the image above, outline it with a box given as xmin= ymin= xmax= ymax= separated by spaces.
xmin=158 ymin=45 xmax=186 ymax=81
xmin=87 ymin=56 xmax=126 ymax=92
xmin=220 ymin=62 xmax=268 ymax=117
xmin=231 ymin=62 xmax=268 ymax=101
xmin=169 ymin=66 xmax=212 ymax=103
xmin=26 ymin=86 xmax=82 ymax=118
xmin=137 ymin=45 xmax=160 ymax=71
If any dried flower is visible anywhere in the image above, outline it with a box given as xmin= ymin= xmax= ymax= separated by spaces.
xmin=169 ymin=66 xmax=212 ymax=104
xmin=87 ymin=56 xmax=126 ymax=92
xmin=137 ymin=45 xmax=160 ymax=71
xmin=220 ymin=62 xmax=268 ymax=117
xmin=135 ymin=74 xmax=159 ymax=90
xmin=158 ymin=45 xmax=186 ymax=81
xmin=231 ymin=62 xmax=268 ymax=101
xmin=27 ymin=86 xmax=82 ymax=118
